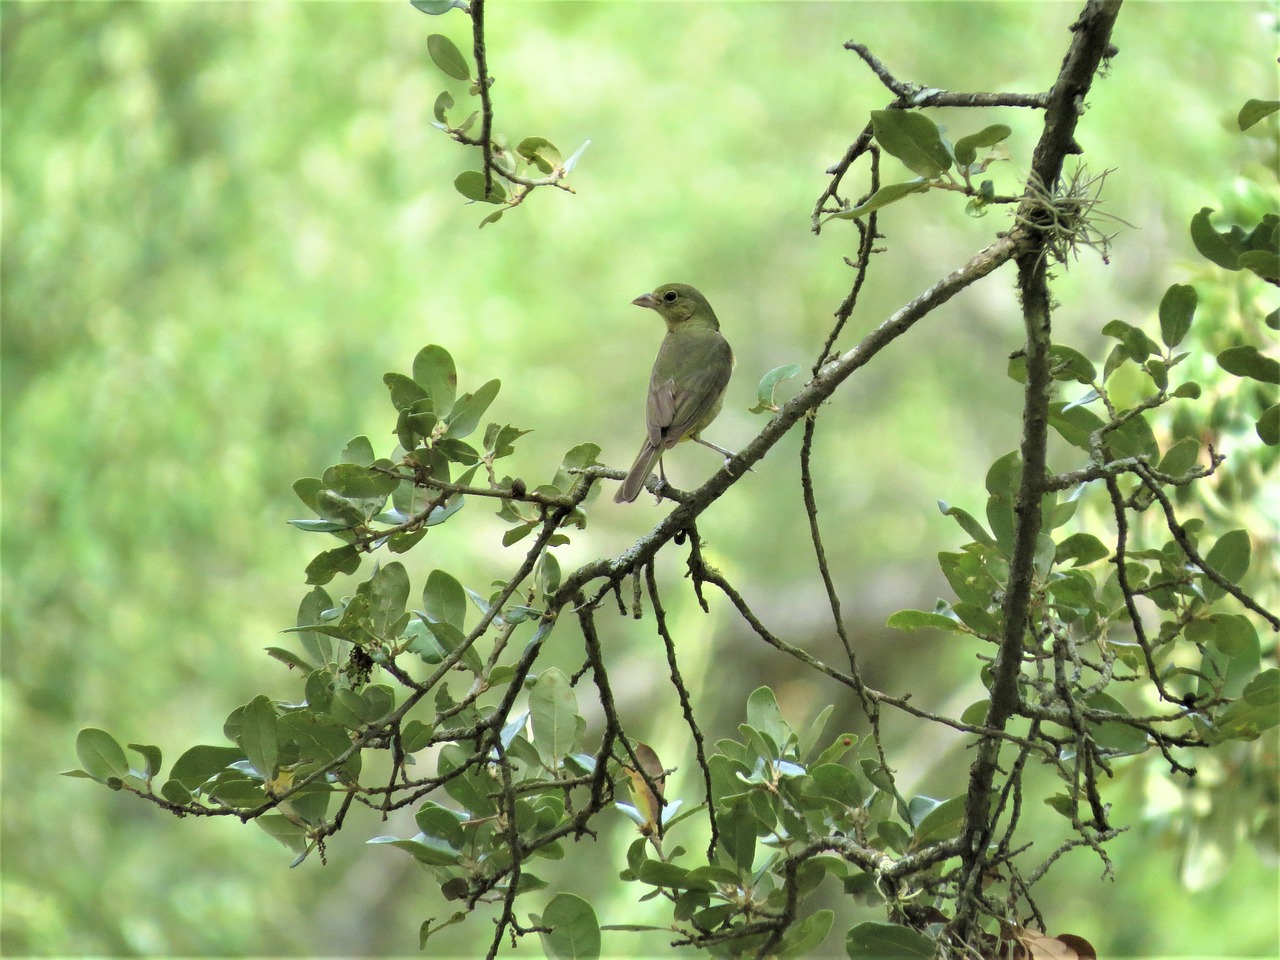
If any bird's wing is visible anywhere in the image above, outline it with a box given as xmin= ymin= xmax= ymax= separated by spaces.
xmin=647 ymin=334 xmax=733 ymax=449
xmin=645 ymin=377 xmax=678 ymax=447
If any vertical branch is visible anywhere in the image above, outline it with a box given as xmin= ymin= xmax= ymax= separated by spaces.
xmin=470 ymin=0 xmax=495 ymax=195
xmin=954 ymin=0 xmax=1123 ymax=939
xmin=645 ymin=561 xmax=719 ymax=861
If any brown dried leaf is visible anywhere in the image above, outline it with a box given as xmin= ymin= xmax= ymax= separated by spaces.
xmin=624 ymin=742 xmax=666 ymax=835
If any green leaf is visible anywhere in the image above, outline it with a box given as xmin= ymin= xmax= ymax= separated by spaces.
xmin=1210 ymin=669 xmax=1280 ymax=742
xmin=1086 ymin=692 xmax=1148 ymax=757
xmin=1190 ymin=207 xmax=1241 ymax=269
xmin=719 ymin=796 xmax=757 ymax=875
xmin=383 ymin=371 xmax=430 ymax=411
xmin=209 ymin=775 xmax=267 ymax=809
xmin=749 ymin=363 xmax=802 ymax=414
xmin=446 ymin=379 xmax=501 ymax=438
xmin=1195 ymin=612 xmax=1260 ymax=660
xmin=910 ymin=794 xmax=967 ymax=846
xmin=412 ymin=0 xmax=468 ymax=14
xmin=412 ymin=345 xmax=458 ymax=415
xmin=305 ymin=545 xmax=361 ymax=586
xmin=537 ymin=552 xmax=562 ymax=597
xmin=425 ymin=620 xmax=482 ymax=674
xmin=1048 ymin=402 xmax=1104 ymax=452
xmin=886 ymin=609 xmax=961 ymax=632
xmin=538 ymin=893 xmax=601 ymax=960
xmin=1202 ymin=529 xmax=1250 ymax=602
xmin=1239 ymin=98 xmax=1280 ymax=130
xmin=938 ymin=550 xmax=998 ymax=606
xmin=432 ymin=90 xmax=454 ymax=124
xmin=1158 ymin=284 xmax=1197 ymax=348
xmin=1217 ymin=345 xmax=1280 ymax=384
xmin=746 ymin=686 xmax=789 ymax=751
xmin=825 ymin=180 xmax=929 ymax=221
xmin=1258 ymin=403 xmax=1279 ymax=446
xmin=985 ymin=450 xmax=1021 ymax=556
xmin=367 ymin=561 xmax=410 ymax=637
xmin=295 ymin=586 xmax=335 ymax=666
xmin=1158 ymin=436 xmax=1201 ymax=478
xmin=322 ymin=463 xmax=399 ymax=499
xmin=953 ymin=124 xmax=1011 ymax=166
xmin=1046 ymin=344 xmax=1096 ymax=384
xmin=127 ymin=743 xmax=163 ymax=779
xmin=814 ymin=734 xmax=859 ymax=768
xmin=779 ymin=909 xmax=835 ymax=958
xmin=637 ymin=860 xmax=715 ymax=891
xmin=76 ymin=728 xmax=131 ymax=783
xmin=829 ymin=177 xmax=931 ymax=221
xmin=427 ymin=33 xmax=470 ymax=81
xmin=502 ymin=520 xmax=537 ymax=546
xmin=951 ymin=601 xmax=1000 ymax=636
xmin=436 ymin=745 xmax=496 ymax=815
xmin=168 ymin=745 xmax=244 ymax=791
xmin=1107 ymin=409 xmax=1159 ymax=460
xmin=454 ymin=171 xmax=506 ymax=204
xmin=517 ymin=136 xmax=562 ymax=174
xmin=1054 ymin=532 xmax=1110 ymax=567
xmin=937 ymin=500 xmax=996 ymax=548
xmin=1240 ymin=249 xmax=1280 ymax=281
xmin=423 ymin=569 xmax=467 ymax=629
xmin=339 ymin=436 xmax=376 ymax=466
xmin=552 ymin=442 xmax=602 ymax=494
xmin=845 ymin=921 xmax=935 ymax=958
xmin=401 ymin=719 xmax=434 ymax=754
xmin=530 ymin=668 xmax=579 ymax=764
xmin=870 ymin=110 xmax=951 ymax=178
xmin=369 ymin=835 xmax=462 ymax=866
xmin=257 ymin=814 xmax=309 ymax=855
xmin=810 ymin=763 xmax=866 ymax=807
xmin=239 ymin=695 xmax=279 ymax=780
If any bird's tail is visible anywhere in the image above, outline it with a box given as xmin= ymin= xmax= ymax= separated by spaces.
xmin=615 ymin=441 xmax=660 ymax=503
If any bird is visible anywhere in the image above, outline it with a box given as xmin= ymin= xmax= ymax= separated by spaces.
xmin=615 ymin=283 xmax=736 ymax=503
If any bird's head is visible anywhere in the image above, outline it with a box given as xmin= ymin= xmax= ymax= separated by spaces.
xmin=632 ymin=283 xmax=719 ymax=330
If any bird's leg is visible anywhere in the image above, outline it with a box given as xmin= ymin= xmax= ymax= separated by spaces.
xmin=654 ymin=456 xmax=669 ymax=500
xmin=693 ymin=437 xmax=754 ymax=473
xmin=693 ymin=437 xmax=736 ymax=458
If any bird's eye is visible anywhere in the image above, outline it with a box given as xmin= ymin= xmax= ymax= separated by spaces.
xmin=662 ymin=290 xmax=678 ymax=303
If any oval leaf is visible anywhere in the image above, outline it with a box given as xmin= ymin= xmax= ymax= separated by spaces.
xmin=538 ymin=893 xmax=601 ymax=960
xmin=1217 ymin=345 xmax=1279 ymax=384
xmin=1158 ymin=283 xmax=1197 ymax=348
xmin=530 ymin=668 xmax=579 ymax=764
xmin=454 ymin=171 xmax=507 ymax=204
xmin=413 ymin=345 xmax=458 ymax=415
xmin=427 ymin=33 xmax=470 ymax=81
xmin=870 ymin=110 xmax=951 ymax=178
xmin=76 ymin=728 xmax=131 ymax=782
xmin=1202 ymin=529 xmax=1251 ymax=602
xmin=845 ymin=921 xmax=936 ymax=958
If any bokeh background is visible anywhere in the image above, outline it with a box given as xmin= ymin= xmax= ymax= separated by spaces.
xmin=3 ymin=1 xmax=1276 ymax=957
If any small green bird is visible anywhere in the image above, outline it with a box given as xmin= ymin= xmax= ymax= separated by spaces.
xmin=615 ymin=283 xmax=736 ymax=503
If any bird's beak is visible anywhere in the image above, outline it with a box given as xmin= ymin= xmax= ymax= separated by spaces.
xmin=632 ymin=292 xmax=657 ymax=309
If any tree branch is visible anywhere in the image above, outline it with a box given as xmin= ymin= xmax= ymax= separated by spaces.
xmin=953 ymin=0 xmax=1123 ymax=940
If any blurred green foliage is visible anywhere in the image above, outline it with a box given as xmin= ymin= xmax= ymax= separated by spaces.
xmin=2 ymin=2 xmax=1276 ymax=956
